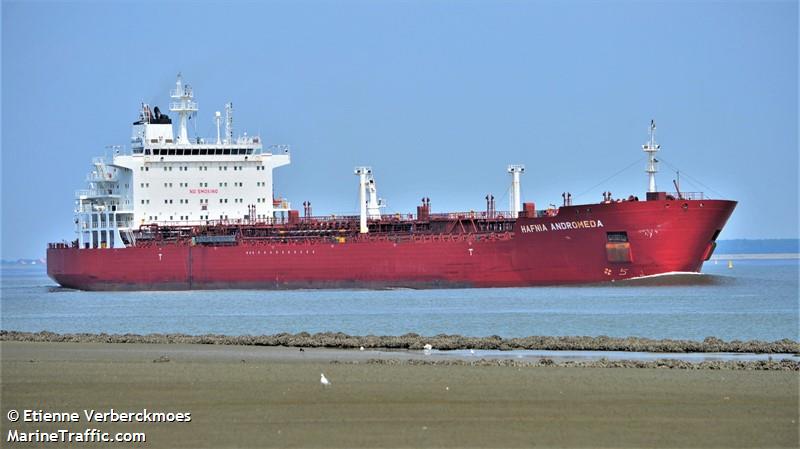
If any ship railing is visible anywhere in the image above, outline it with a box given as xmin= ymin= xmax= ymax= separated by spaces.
xmin=158 ymin=136 xmax=267 ymax=147
xmin=145 ymin=140 xmax=262 ymax=150
xmin=291 ymin=211 xmax=519 ymax=224
xmin=75 ymin=189 xmax=99 ymax=198
xmin=74 ymin=205 xmax=133 ymax=214
xmin=86 ymin=172 xmax=118 ymax=182
xmin=426 ymin=211 xmax=516 ymax=220
xmin=138 ymin=215 xmax=369 ymax=229
xmin=133 ymin=210 xmax=525 ymax=230
xmin=191 ymin=137 xmax=260 ymax=146
xmin=298 ymin=215 xmax=361 ymax=222
xmin=76 ymin=219 xmax=133 ymax=230
xmin=170 ymin=86 xmax=194 ymax=98
xmin=671 ymin=192 xmax=705 ymax=200
xmin=168 ymin=100 xmax=198 ymax=111
xmin=74 ymin=189 xmax=120 ymax=198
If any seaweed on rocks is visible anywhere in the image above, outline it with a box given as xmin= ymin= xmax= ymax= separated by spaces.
xmin=1 ymin=330 xmax=798 ymax=354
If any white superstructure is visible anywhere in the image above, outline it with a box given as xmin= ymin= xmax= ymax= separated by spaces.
xmin=74 ymin=74 xmax=291 ymax=249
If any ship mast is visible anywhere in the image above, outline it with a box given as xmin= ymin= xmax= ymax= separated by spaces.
xmin=642 ymin=119 xmax=660 ymax=193
xmin=169 ymin=73 xmax=198 ymax=144
xmin=225 ymin=102 xmax=234 ymax=144
xmin=507 ymin=165 xmax=525 ymax=218
xmin=354 ymin=167 xmax=371 ymax=234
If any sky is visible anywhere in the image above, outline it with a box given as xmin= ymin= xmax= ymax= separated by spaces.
xmin=1 ymin=0 xmax=797 ymax=259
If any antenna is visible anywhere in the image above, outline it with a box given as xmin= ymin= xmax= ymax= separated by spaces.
xmin=215 ymin=111 xmax=222 ymax=144
xmin=642 ymin=119 xmax=660 ymax=193
xmin=225 ymin=102 xmax=234 ymax=144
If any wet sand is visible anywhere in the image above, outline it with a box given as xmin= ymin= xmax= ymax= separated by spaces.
xmin=2 ymin=341 xmax=798 ymax=448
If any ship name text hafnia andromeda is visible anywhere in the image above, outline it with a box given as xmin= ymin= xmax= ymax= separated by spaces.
xmin=47 ymin=74 xmax=736 ymax=290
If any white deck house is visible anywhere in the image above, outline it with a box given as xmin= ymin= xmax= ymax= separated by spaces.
xmin=75 ymin=74 xmax=291 ymax=249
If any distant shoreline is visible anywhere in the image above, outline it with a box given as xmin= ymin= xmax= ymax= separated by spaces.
xmin=710 ymin=252 xmax=799 ymax=260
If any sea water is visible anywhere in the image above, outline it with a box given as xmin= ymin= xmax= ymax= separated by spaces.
xmin=1 ymin=259 xmax=797 ymax=341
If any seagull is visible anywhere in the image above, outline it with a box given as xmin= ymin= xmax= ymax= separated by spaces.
xmin=320 ymin=373 xmax=331 ymax=387
xmin=360 ymin=346 xmax=365 ymax=351
xmin=423 ymin=343 xmax=433 ymax=355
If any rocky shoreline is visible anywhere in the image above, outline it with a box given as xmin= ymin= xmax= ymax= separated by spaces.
xmin=2 ymin=330 xmax=798 ymax=354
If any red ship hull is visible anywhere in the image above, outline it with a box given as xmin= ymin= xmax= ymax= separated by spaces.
xmin=47 ymin=199 xmax=736 ymax=290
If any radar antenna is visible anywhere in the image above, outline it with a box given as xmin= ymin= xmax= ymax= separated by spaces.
xmin=169 ymin=73 xmax=198 ymax=144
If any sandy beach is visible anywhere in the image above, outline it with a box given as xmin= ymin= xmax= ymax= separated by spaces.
xmin=1 ymin=341 xmax=798 ymax=448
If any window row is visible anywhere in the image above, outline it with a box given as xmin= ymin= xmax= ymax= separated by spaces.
xmin=139 ymin=182 xmax=263 ymax=188
xmin=145 ymin=148 xmax=254 ymax=156
xmin=143 ymin=198 xmax=261 ymax=205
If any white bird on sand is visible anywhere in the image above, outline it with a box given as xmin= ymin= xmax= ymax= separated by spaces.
xmin=360 ymin=346 xmax=365 ymax=351
xmin=320 ymin=373 xmax=331 ymax=387
xmin=423 ymin=343 xmax=433 ymax=355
